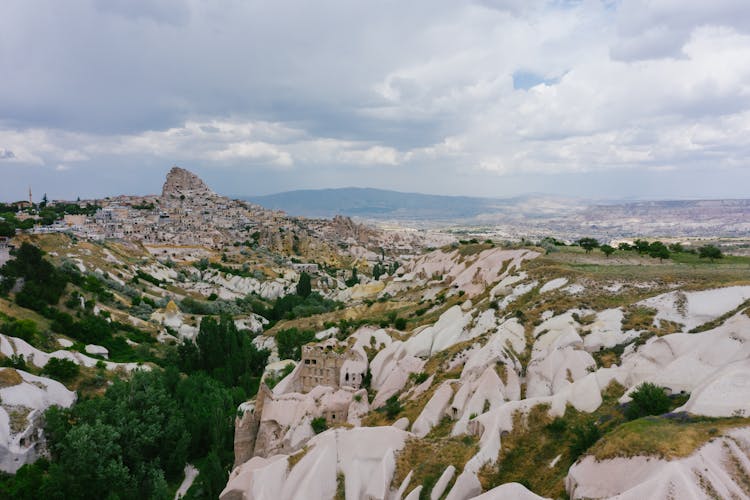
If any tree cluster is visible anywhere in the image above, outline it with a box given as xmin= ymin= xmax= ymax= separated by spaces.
xmin=0 ymin=369 xmax=239 ymax=499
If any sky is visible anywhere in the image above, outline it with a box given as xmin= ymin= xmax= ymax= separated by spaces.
xmin=2 ymin=0 xmax=750 ymax=202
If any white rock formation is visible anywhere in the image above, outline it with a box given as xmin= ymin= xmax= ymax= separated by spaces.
xmin=638 ymin=285 xmax=750 ymax=332
xmin=566 ymin=427 xmax=750 ymax=499
xmin=0 ymin=369 xmax=76 ymax=473
xmin=0 ymin=334 xmax=146 ymax=373
xmin=676 ymin=359 xmax=750 ymax=417
xmin=221 ymin=426 xmax=410 ymax=500
xmin=84 ymin=344 xmax=109 ymax=358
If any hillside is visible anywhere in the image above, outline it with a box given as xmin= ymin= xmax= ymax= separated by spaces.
xmin=1 ymin=169 xmax=750 ymax=499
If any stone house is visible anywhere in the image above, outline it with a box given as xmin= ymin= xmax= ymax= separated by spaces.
xmin=299 ymin=339 xmax=366 ymax=393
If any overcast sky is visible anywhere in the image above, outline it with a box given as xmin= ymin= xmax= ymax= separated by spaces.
xmin=2 ymin=0 xmax=750 ymax=202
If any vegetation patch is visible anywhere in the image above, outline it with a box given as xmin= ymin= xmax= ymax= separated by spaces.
xmin=589 ymin=416 xmax=750 ymax=461
xmin=392 ymin=430 xmax=478 ymax=500
xmin=479 ymin=382 xmax=626 ymax=498
xmin=7 ymin=406 xmax=32 ymax=434
xmin=335 ymin=472 xmax=345 ymax=500
xmin=287 ymin=446 xmax=309 ymax=470
xmin=0 ymin=368 xmax=23 ymax=388
xmin=621 ymin=306 xmax=657 ymax=332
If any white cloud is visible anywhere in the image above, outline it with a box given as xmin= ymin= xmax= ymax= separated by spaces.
xmin=2 ymin=0 xmax=750 ymax=197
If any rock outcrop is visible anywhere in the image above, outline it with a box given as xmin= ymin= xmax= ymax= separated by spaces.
xmin=566 ymin=427 xmax=750 ymax=499
xmin=0 ymin=368 xmax=76 ymax=473
xmin=161 ymin=166 xmax=214 ymax=199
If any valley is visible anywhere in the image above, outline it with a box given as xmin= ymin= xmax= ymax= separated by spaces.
xmin=1 ymin=169 xmax=750 ymax=499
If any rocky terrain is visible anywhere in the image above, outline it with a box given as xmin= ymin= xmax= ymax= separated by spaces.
xmin=0 ymin=168 xmax=749 ymax=499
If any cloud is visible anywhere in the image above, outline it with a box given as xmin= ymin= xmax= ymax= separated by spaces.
xmin=0 ymin=149 xmax=16 ymax=160
xmin=1 ymin=0 xmax=750 ymax=200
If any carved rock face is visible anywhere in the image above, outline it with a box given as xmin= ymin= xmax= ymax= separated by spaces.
xmin=161 ymin=166 xmax=213 ymax=199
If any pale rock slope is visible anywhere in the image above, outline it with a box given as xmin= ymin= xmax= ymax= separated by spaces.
xmin=221 ymin=426 xmax=410 ymax=500
xmin=390 ymin=247 xmax=539 ymax=298
xmin=618 ymin=311 xmax=750 ymax=402
xmin=0 ymin=333 xmax=146 ymax=372
xmin=0 ymin=368 xmax=76 ymax=473
xmin=638 ymin=285 xmax=750 ymax=332
xmin=566 ymin=427 xmax=750 ymax=499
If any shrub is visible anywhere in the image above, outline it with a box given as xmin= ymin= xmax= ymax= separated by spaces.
xmin=625 ymin=382 xmax=672 ymax=420
xmin=43 ymin=358 xmax=80 ymax=382
xmin=311 ymin=417 xmax=328 ymax=434
xmin=394 ymin=317 xmax=407 ymax=330
xmin=546 ymin=417 xmax=566 ymax=434
xmin=698 ymin=245 xmax=723 ymax=261
xmin=569 ymin=420 xmax=601 ymax=460
xmin=276 ymin=328 xmax=316 ymax=361
xmin=385 ymin=395 xmax=402 ymax=419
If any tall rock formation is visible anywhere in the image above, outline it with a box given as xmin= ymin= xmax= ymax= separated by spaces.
xmin=161 ymin=166 xmax=215 ymax=199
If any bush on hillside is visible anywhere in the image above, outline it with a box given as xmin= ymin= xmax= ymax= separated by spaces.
xmin=624 ymin=382 xmax=672 ymax=420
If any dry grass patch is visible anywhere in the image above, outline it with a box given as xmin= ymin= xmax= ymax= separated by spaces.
xmin=7 ymin=405 xmax=32 ymax=434
xmin=0 ymin=368 xmax=24 ymax=388
xmin=622 ymin=306 xmax=657 ymax=332
xmin=479 ymin=382 xmax=627 ymax=498
xmin=392 ymin=427 xmax=479 ymax=499
xmin=589 ymin=416 xmax=750 ymax=461
xmin=287 ymin=446 xmax=309 ymax=470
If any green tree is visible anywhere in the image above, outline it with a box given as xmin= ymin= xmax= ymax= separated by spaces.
xmin=372 ymin=263 xmax=384 ymax=281
xmin=49 ymin=421 xmax=135 ymax=499
xmin=624 ymin=382 xmax=672 ymax=420
xmin=194 ymin=315 xmax=269 ymax=387
xmin=668 ymin=242 xmax=684 ymax=253
xmin=569 ymin=419 xmax=601 ymax=460
xmin=0 ymin=221 xmax=14 ymax=237
xmin=42 ymin=358 xmax=80 ymax=382
xmin=384 ymin=395 xmax=402 ymax=419
xmin=311 ymin=417 xmax=328 ymax=434
xmin=633 ymin=239 xmax=651 ymax=254
xmin=648 ymin=241 xmax=670 ymax=262
xmin=175 ymin=373 xmax=235 ymax=458
xmin=296 ymin=271 xmax=312 ymax=298
xmin=345 ymin=267 xmax=360 ymax=287
xmin=194 ymin=450 xmax=227 ymax=499
xmin=576 ymin=238 xmax=599 ymax=253
xmin=276 ymin=328 xmax=315 ymax=361
xmin=699 ymin=244 xmax=723 ymax=262
xmin=600 ymin=244 xmax=615 ymax=258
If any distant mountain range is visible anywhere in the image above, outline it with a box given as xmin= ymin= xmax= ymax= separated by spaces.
xmin=244 ymin=188 xmax=750 ymax=238
xmin=244 ymin=187 xmax=584 ymax=220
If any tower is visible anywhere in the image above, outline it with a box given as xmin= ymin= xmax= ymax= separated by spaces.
xmin=28 ymin=186 xmax=32 ymax=205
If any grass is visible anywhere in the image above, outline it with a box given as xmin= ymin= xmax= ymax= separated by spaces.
xmin=690 ymin=298 xmax=750 ymax=333
xmin=457 ymin=242 xmax=494 ymax=258
xmin=0 ymin=368 xmax=23 ymax=388
xmin=335 ymin=473 xmax=345 ymax=500
xmin=621 ymin=306 xmax=657 ymax=332
xmin=530 ymin=246 xmax=750 ymax=292
xmin=287 ymin=446 xmax=309 ymax=470
xmin=0 ymin=298 xmax=52 ymax=332
xmin=392 ymin=421 xmax=479 ymax=500
xmin=589 ymin=415 xmax=750 ymax=461
xmin=478 ymin=382 xmax=627 ymax=498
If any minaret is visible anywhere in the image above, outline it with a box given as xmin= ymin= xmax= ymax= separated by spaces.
xmin=28 ymin=186 xmax=32 ymax=205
